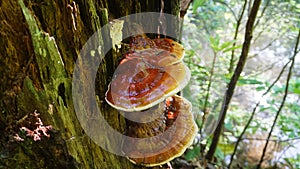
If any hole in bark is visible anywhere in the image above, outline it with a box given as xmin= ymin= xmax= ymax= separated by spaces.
xmin=32 ymin=5 xmax=47 ymax=32
xmin=46 ymin=66 xmax=50 ymax=80
xmin=58 ymin=83 xmax=67 ymax=107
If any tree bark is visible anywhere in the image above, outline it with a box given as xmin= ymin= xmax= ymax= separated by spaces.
xmin=0 ymin=0 xmax=181 ymax=168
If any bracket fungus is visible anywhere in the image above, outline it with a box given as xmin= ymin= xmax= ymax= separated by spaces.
xmin=105 ymin=36 xmax=190 ymax=111
xmin=124 ymin=95 xmax=198 ymax=167
xmin=105 ymin=34 xmax=197 ymax=167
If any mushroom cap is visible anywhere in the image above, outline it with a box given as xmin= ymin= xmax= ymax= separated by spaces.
xmin=123 ymin=95 xmax=198 ymax=167
xmin=105 ymin=38 xmax=189 ymax=111
xmin=129 ymin=35 xmax=185 ymax=61
xmin=153 ymin=38 xmax=185 ymax=61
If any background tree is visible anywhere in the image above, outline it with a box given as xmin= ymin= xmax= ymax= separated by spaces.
xmin=182 ymin=0 xmax=300 ymax=168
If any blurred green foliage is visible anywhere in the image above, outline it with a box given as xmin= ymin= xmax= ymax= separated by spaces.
xmin=181 ymin=0 xmax=300 ymax=168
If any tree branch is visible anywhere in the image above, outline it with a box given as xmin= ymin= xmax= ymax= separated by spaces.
xmin=253 ymin=0 xmax=270 ymax=29
xmin=215 ymin=0 xmax=238 ymax=21
xmin=227 ymin=58 xmax=292 ymax=168
xmin=228 ymin=0 xmax=247 ymax=73
xmin=256 ymin=28 xmax=300 ymax=169
xmin=199 ymin=50 xmax=218 ymax=158
xmin=275 ymin=140 xmax=300 ymax=162
xmin=205 ymin=0 xmax=262 ymax=162
xmin=242 ymin=137 xmax=300 ymax=143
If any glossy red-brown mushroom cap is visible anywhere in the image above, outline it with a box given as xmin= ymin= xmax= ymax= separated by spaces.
xmin=153 ymin=38 xmax=185 ymax=61
xmin=129 ymin=35 xmax=184 ymax=60
xmin=124 ymin=95 xmax=198 ymax=166
xmin=105 ymin=43 xmax=190 ymax=111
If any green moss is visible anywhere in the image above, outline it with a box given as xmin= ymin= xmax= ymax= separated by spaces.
xmin=19 ymin=0 xmax=66 ymax=89
xmin=12 ymin=147 xmax=35 ymax=169
xmin=87 ymin=0 xmax=102 ymax=31
xmin=16 ymin=0 xmax=176 ymax=168
xmin=17 ymin=77 xmax=48 ymax=113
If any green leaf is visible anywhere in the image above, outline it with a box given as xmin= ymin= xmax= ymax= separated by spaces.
xmin=256 ymin=86 xmax=266 ymax=91
xmin=215 ymin=147 xmax=225 ymax=160
xmin=185 ymin=145 xmax=201 ymax=160
xmin=293 ymin=88 xmax=300 ymax=95
xmin=223 ymin=44 xmax=243 ymax=53
xmin=192 ymin=0 xmax=206 ymax=13
xmin=290 ymin=78 xmax=300 ymax=95
xmin=195 ymin=118 xmax=203 ymax=128
xmin=259 ymin=106 xmax=270 ymax=112
xmin=219 ymin=41 xmax=234 ymax=51
xmin=272 ymin=85 xmax=285 ymax=93
xmin=224 ymin=122 xmax=234 ymax=131
xmin=238 ymin=77 xmax=263 ymax=86
xmin=218 ymin=143 xmax=235 ymax=155
xmin=209 ymin=35 xmax=220 ymax=51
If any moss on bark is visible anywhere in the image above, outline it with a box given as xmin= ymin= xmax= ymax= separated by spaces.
xmin=0 ymin=0 xmax=182 ymax=168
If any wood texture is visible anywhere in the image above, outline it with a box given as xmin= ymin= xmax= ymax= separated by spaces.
xmin=0 ymin=0 xmax=182 ymax=168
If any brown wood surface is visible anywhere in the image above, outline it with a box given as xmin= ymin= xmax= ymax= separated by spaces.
xmin=0 ymin=0 xmax=182 ymax=168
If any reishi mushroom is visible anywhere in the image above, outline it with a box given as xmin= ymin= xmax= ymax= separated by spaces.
xmin=123 ymin=95 xmax=198 ymax=167
xmin=105 ymin=34 xmax=197 ymax=167
xmin=105 ymin=36 xmax=190 ymax=111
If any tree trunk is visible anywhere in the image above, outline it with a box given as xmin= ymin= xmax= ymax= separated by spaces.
xmin=0 ymin=0 xmax=182 ymax=168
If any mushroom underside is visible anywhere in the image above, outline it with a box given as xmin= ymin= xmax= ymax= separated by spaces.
xmin=123 ymin=95 xmax=198 ymax=167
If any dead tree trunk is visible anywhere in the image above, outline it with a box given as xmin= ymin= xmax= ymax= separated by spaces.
xmin=0 ymin=0 xmax=182 ymax=168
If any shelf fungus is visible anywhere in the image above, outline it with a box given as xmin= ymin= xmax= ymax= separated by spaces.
xmin=105 ymin=35 xmax=197 ymax=167
xmin=105 ymin=36 xmax=190 ymax=111
xmin=123 ymin=95 xmax=198 ymax=167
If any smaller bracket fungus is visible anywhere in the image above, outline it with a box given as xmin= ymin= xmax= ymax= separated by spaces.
xmin=123 ymin=95 xmax=198 ymax=167
xmin=105 ymin=37 xmax=190 ymax=111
